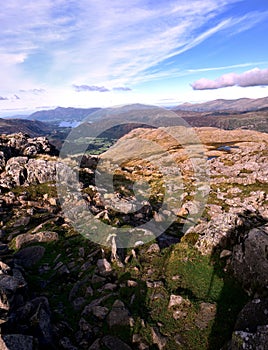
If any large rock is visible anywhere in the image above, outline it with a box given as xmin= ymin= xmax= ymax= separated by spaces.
xmin=234 ymin=298 xmax=268 ymax=333
xmin=228 ymin=298 xmax=268 ymax=349
xmin=96 ymin=259 xmax=112 ymax=276
xmin=26 ymin=159 xmax=56 ymax=184
xmin=230 ymin=299 xmax=268 ymax=349
xmin=14 ymin=246 xmax=46 ymax=268
xmin=231 ymin=325 xmax=268 ymax=350
xmin=194 ymin=212 xmax=266 ymax=256
xmin=30 ymin=306 xmax=54 ymax=347
xmin=106 ymin=300 xmax=132 ymax=328
xmin=231 ymin=224 xmax=268 ymax=294
xmin=5 ymin=157 xmax=28 ymax=186
xmin=0 ymin=274 xmax=26 ymax=312
xmin=3 ymin=157 xmax=56 ymax=187
xmin=15 ymin=231 xmax=59 ymax=249
xmin=101 ymin=335 xmax=132 ymax=350
xmin=0 ymin=334 xmax=35 ymax=350
xmin=193 ymin=213 xmax=244 ymax=255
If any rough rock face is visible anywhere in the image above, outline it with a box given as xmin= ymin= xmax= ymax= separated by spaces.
xmin=231 ymin=224 xmax=268 ymax=295
xmin=0 ymin=133 xmax=57 ymax=157
xmin=15 ymin=231 xmax=59 ymax=249
xmin=229 ymin=298 xmax=268 ymax=350
xmin=0 ymin=133 xmax=58 ymax=189
xmin=2 ymin=157 xmax=56 ymax=188
xmin=0 ymin=334 xmax=35 ymax=350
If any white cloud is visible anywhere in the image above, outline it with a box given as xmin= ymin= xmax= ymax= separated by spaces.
xmin=191 ymin=68 xmax=268 ymax=90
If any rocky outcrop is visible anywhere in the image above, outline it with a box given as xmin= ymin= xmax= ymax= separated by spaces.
xmin=0 ymin=133 xmax=57 ymax=158
xmin=0 ymin=129 xmax=267 ymax=349
xmin=0 ymin=133 xmax=58 ymax=189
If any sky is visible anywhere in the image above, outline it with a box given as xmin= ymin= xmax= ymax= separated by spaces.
xmin=1 ymin=0 xmax=268 ymax=115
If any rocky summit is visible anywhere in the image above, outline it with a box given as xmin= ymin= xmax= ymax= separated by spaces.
xmin=0 ymin=128 xmax=267 ymax=350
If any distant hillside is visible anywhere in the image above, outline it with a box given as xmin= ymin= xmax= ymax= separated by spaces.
xmin=175 ymin=109 xmax=268 ymax=133
xmin=29 ymin=107 xmax=101 ymax=122
xmin=85 ymin=103 xmax=187 ymax=127
xmin=0 ymin=118 xmax=54 ymax=136
xmin=175 ymin=96 xmax=268 ymax=112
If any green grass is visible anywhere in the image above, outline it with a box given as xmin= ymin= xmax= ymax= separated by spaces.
xmin=12 ymin=182 xmax=57 ymax=199
xmin=114 ymin=242 xmax=249 ymax=350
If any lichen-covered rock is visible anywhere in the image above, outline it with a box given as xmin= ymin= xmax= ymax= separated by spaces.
xmin=5 ymin=157 xmax=28 ymax=186
xmin=25 ymin=159 xmax=56 ymax=184
xmin=193 ymin=213 xmax=244 ymax=255
xmin=231 ymin=325 xmax=268 ymax=350
xmin=227 ymin=298 xmax=268 ymax=349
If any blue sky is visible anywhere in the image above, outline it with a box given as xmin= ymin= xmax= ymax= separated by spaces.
xmin=1 ymin=0 xmax=268 ymax=114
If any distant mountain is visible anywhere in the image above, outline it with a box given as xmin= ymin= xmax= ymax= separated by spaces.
xmin=174 ymin=96 xmax=268 ymax=112
xmin=29 ymin=107 xmax=101 ymax=123
xmin=178 ymin=110 xmax=268 ymax=133
xmin=85 ymin=103 xmax=187 ymax=127
xmin=0 ymin=118 xmax=54 ymax=136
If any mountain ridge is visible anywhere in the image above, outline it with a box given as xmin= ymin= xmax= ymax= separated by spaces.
xmin=174 ymin=96 xmax=268 ymax=112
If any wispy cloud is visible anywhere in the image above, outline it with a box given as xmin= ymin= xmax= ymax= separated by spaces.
xmin=0 ymin=96 xmax=8 ymax=101
xmin=73 ymin=84 xmax=109 ymax=92
xmin=1 ymin=0 xmax=267 ymax=90
xmin=113 ymin=87 xmax=132 ymax=91
xmin=191 ymin=67 xmax=268 ymax=90
xmin=187 ymin=62 xmax=268 ymax=74
xmin=19 ymin=88 xmax=46 ymax=94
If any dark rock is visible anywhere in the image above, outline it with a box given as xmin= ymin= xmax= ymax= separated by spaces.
xmin=227 ymin=298 xmax=268 ymax=349
xmin=102 ymin=335 xmax=132 ymax=350
xmin=92 ymin=305 xmax=109 ymax=320
xmin=106 ymin=300 xmax=132 ymax=328
xmin=0 ymin=275 xmax=25 ymax=307
xmin=72 ymin=297 xmax=86 ymax=311
xmin=59 ymin=337 xmax=78 ymax=350
xmin=30 ymin=304 xmax=54 ymax=347
xmin=14 ymin=246 xmax=46 ymax=268
xmin=234 ymin=298 xmax=268 ymax=333
xmin=231 ymin=224 xmax=268 ymax=294
xmin=231 ymin=325 xmax=268 ymax=350
xmin=88 ymin=338 xmax=101 ymax=350
xmin=0 ymin=334 xmax=35 ymax=350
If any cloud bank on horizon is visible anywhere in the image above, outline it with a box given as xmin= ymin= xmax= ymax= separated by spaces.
xmin=0 ymin=0 xmax=268 ymax=111
xmin=191 ymin=68 xmax=268 ymax=90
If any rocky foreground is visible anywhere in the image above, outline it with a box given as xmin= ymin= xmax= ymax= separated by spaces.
xmin=0 ymin=129 xmax=267 ymax=350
